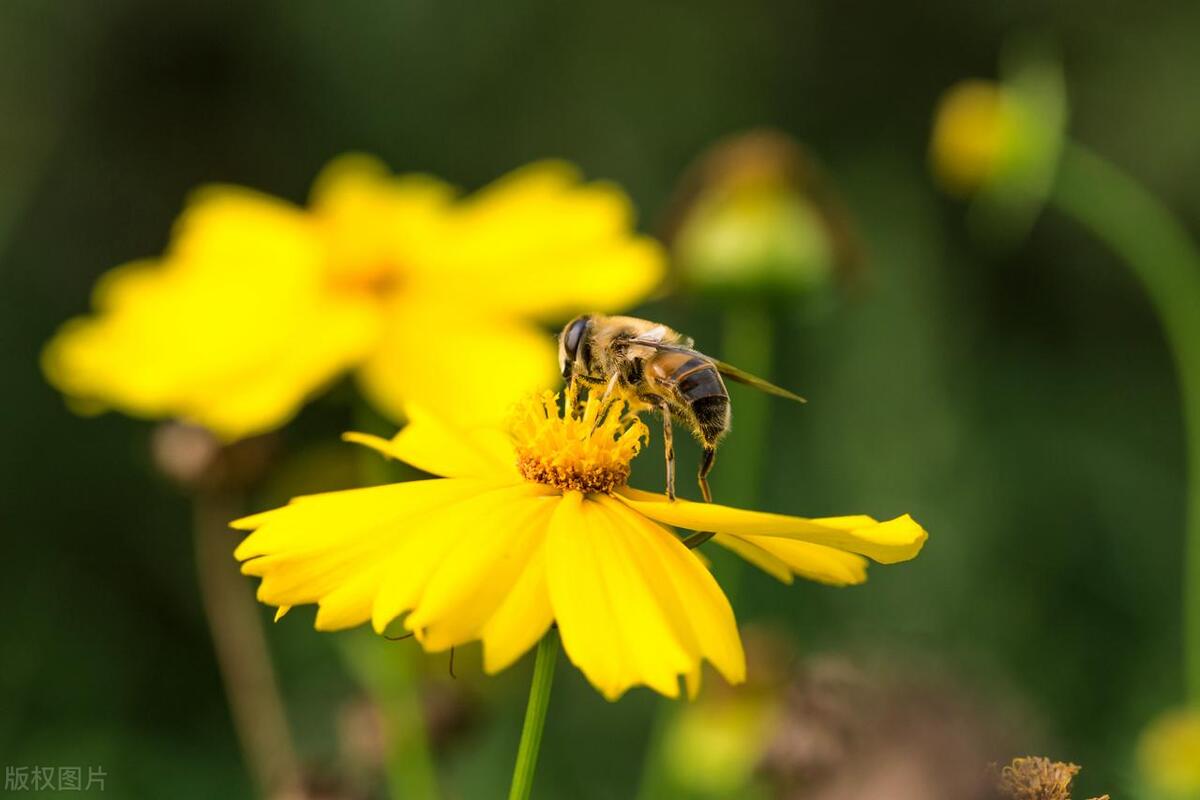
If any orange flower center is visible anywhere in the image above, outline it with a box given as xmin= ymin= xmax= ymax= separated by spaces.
xmin=327 ymin=261 xmax=403 ymax=299
xmin=510 ymin=385 xmax=647 ymax=494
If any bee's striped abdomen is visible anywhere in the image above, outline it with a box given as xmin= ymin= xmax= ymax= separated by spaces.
xmin=674 ymin=359 xmax=730 ymax=446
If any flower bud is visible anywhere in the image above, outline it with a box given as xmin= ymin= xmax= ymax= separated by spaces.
xmin=928 ymin=40 xmax=1067 ymax=238
xmin=930 ymin=80 xmax=1021 ymax=197
xmin=664 ymin=129 xmax=859 ymax=301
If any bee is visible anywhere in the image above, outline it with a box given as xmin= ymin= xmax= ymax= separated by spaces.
xmin=558 ymin=314 xmax=805 ymax=505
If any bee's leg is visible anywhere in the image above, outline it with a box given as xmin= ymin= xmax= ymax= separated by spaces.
xmin=680 ymin=446 xmax=717 ymax=548
xmin=590 ymin=373 xmax=624 ymax=431
xmin=570 ymin=374 xmax=603 ymax=414
xmin=660 ymin=404 xmax=676 ymax=501
xmin=600 ymin=372 xmax=620 ymax=404
xmin=697 ymin=446 xmax=716 ymax=504
xmin=636 ymin=394 xmax=674 ymax=500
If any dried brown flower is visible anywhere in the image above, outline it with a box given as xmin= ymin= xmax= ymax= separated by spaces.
xmin=995 ymin=756 xmax=1109 ymax=800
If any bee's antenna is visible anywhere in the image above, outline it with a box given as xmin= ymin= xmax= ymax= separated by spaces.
xmin=448 ymin=646 xmax=457 ymax=679
xmin=384 ymin=631 xmax=415 ymax=642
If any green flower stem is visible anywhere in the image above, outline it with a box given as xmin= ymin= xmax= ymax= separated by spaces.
xmin=1051 ymin=142 xmax=1200 ymax=703
xmin=194 ymin=489 xmax=303 ymax=798
xmin=508 ymin=631 xmax=560 ymax=800
xmin=713 ymin=301 xmax=775 ymax=596
xmin=720 ymin=302 xmax=774 ymax=502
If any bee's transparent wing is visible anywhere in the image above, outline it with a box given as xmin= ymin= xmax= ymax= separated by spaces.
xmin=628 ymin=338 xmax=807 ymax=403
xmin=713 ymin=359 xmax=807 ymax=402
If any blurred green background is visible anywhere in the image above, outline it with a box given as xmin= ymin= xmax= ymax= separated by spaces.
xmin=3 ymin=1 xmax=1198 ymax=797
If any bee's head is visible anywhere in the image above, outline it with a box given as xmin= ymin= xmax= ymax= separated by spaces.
xmin=558 ymin=314 xmax=592 ymax=382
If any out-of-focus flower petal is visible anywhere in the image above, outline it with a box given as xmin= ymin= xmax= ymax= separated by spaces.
xmin=356 ymin=298 xmax=557 ymax=427
xmin=409 ymin=161 xmax=665 ymax=318
xmin=46 ymin=157 xmax=663 ymax=440
xmin=43 ymin=190 xmax=380 ymax=440
xmin=310 ymin=153 xmax=454 ymax=288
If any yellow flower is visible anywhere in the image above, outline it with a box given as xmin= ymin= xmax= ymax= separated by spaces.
xmin=662 ymin=690 xmax=777 ymax=793
xmin=42 ymin=157 xmax=663 ymax=440
xmin=930 ymin=80 xmax=1021 ymax=196
xmin=232 ymin=388 xmax=928 ymax=700
xmin=1138 ymin=707 xmax=1200 ymax=796
xmin=927 ymin=41 xmax=1067 ymax=238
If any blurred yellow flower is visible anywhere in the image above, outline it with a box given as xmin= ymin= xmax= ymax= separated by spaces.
xmin=42 ymin=157 xmax=664 ymax=440
xmin=930 ymin=80 xmax=1019 ymax=196
xmin=232 ymin=386 xmax=928 ymax=700
xmin=1138 ymin=707 xmax=1200 ymax=796
xmin=928 ymin=41 xmax=1066 ymax=239
xmin=662 ymin=690 xmax=777 ymax=793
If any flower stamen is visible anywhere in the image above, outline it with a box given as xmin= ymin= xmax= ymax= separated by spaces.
xmin=511 ymin=383 xmax=647 ymax=494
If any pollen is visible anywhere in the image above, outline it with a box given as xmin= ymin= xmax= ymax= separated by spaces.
xmin=511 ymin=384 xmax=648 ymax=494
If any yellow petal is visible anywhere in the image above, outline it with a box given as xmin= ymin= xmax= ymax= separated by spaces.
xmin=406 ymin=493 xmax=557 ymax=651
xmin=368 ymin=484 xmax=553 ymax=634
xmin=406 ymin=161 xmax=665 ymax=319
xmin=715 ymin=534 xmax=868 ymax=586
xmin=545 ymin=493 xmax=673 ymax=699
xmin=357 ymin=298 xmax=557 ymax=428
xmin=541 ymin=493 xmax=624 ymax=698
xmin=479 ymin=535 xmax=555 ymax=674
xmin=43 ymin=189 xmax=379 ymax=440
xmin=232 ymin=477 xmax=488 ymax=544
xmin=314 ymin=567 xmax=383 ymax=631
xmin=190 ymin=296 xmax=378 ymax=439
xmin=309 ymin=153 xmax=455 ymax=287
xmin=251 ymin=481 xmax=552 ymax=633
xmin=343 ymin=403 xmax=518 ymax=480
xmin=597 ymin=496 xmax=745 ymax=688
xmin=547 ymin=492 xmax=743 ymax=700
xmin=713 ymin=535 xmax=795 ymax=584
xmin=615 ymin=488 xmax=927 ymax=565
xmin=233 ymin=478 xmax=500 ymax=622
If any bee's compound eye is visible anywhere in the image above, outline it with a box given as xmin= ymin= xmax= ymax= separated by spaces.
xmin=564 ymin=317 xmax=588 ymax=357
xmin=560 ymin=316 xmax=590 ymax=379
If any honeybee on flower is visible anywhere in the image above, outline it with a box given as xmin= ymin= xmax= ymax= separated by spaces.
xmin=557 ymin=313 xmax=805 ymax=508
xmin=232 ymin=385 xmax=928 ymax=700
